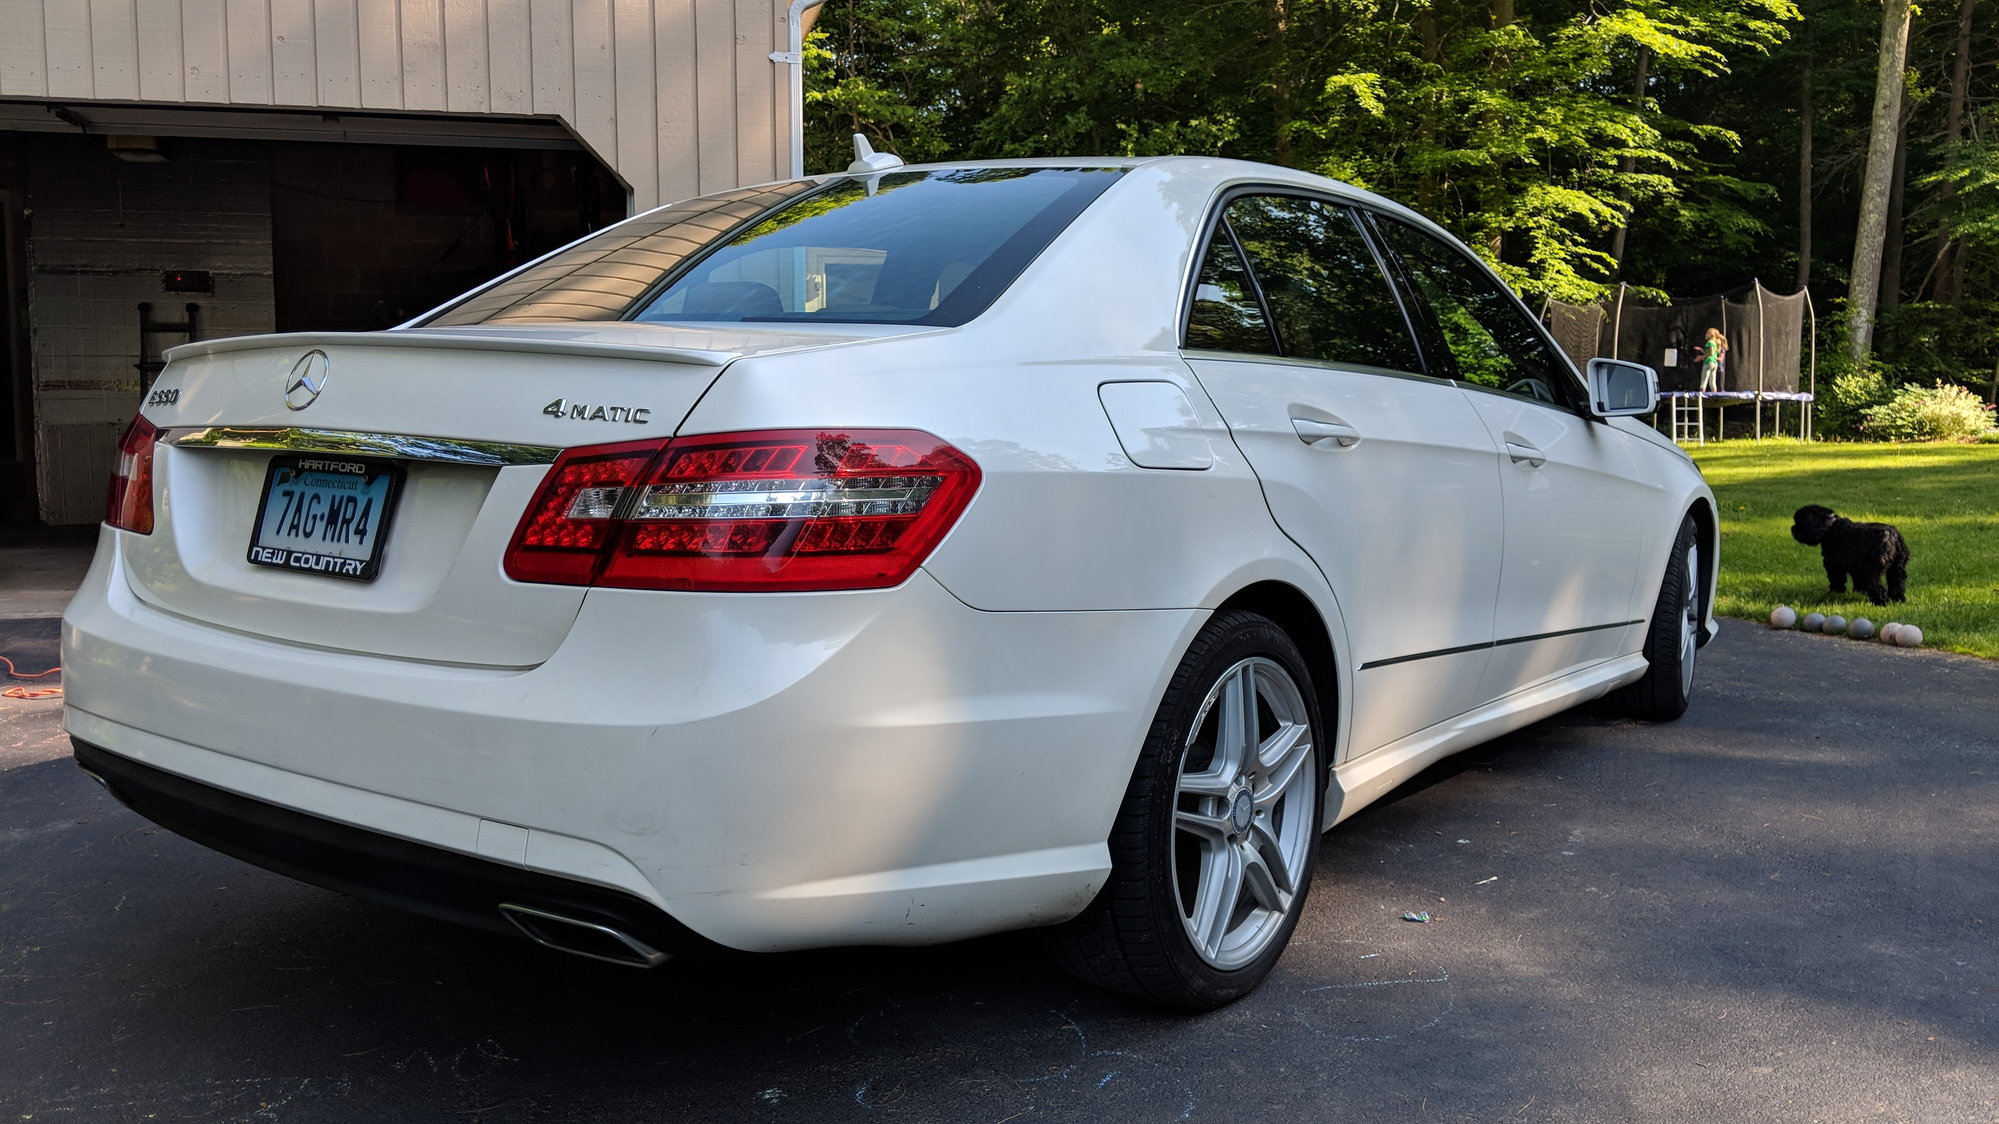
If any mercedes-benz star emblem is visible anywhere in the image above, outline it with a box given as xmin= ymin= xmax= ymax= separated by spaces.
xmin=284 ymin=350 xmax=331 ymax=411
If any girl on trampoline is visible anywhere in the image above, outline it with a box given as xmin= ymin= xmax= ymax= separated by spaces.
xmin=1700 ymin=327 xmax=1729 ymax=390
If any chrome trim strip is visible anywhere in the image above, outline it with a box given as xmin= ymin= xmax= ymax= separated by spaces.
xmin=1358 ymin=619 xmax=1644 ymax=671
xmin=163 ymin=426 xmax=561 ymax=466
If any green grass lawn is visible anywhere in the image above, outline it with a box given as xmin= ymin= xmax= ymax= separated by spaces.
xmin=1688 ymin=439 xmax=1999 ymax=659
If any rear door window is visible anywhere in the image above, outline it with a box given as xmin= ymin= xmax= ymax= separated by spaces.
xmin=1220 ymin=195 xmax=1425 ymax=374
xmin=1184 ymin=226 xmax=1278 ymax=355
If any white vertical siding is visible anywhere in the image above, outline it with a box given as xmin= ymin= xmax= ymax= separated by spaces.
xmin=441 ymin=0 xmax=488 ymax=112
xmin=269 ymin=0 xmax=317 ymax=105
xmin=87 ymin=0 xmax=141 ymax=100
xmin=43 ymin=0 xmax=94 ymax=98
xmin=568 ymin=0 xmax=614 ymax=173
xmin=0 ymin=0 xmax=51 ymax=94
xmin=181 ymin=0 xmax=228 ymax=101
xmin=488 ymin=0 xmax=532 ymax=113
xmin=654 ymin=0 xmax=696 ymax=203
xmin=355 ymin=0 xmax=401 ymax=108
xmin=0 ymin=1 xmax=791 ymax=209
xmin=137 ymin=2 xmax=188 ymax=101
xmin=399 ymin=0 xmax=445 ymax=109
xmin=313 ymin=0 xmax=361 ymax=106
xmin=526 ymin=0 xmax=572 ymax=122
xmin=611 ymin=0 xmax=656 ymax=204
xmin=226 ymin=0 xmax=275 ymax=103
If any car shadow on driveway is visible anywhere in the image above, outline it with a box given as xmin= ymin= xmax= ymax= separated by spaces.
xmin=3 ymin=623 xmax=1995 ymax=1122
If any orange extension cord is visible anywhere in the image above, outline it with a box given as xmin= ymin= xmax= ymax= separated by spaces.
xmin=1 ymin=654 xmax=61 ymax=699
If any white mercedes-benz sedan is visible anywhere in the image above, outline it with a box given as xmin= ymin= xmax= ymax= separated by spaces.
xmin=65 ymin=152 xmax=1715 ymax=1008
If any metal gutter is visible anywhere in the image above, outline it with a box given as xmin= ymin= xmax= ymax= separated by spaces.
xmin=770 ymin=0 xmax=833 ymax=178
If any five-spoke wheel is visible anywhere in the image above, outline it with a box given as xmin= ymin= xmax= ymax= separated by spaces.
xmin=1171 ymin=656 xmax=1317 ymax=970
xmin=1607 ymin=513 xmax=1703 ymax=720
xmin=1052 ymin=610 xmax=1324 ymax=1008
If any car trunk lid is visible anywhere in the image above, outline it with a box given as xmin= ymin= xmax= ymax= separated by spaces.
xmin=121 ymin=325 xmax=898 ymax=667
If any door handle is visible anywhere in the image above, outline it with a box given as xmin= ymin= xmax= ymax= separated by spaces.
xmin=1505 ymin=441 xmax=1547 ymax=467
xmin=1292 ymin=418 xmax=1361 ymax=448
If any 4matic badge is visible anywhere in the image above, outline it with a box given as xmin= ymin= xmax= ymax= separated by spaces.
xmin=542 ymin=399 xmax=651 ymax=424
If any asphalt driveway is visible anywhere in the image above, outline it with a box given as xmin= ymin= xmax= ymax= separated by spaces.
xmin=2 ymin=587 xmax=1994 ymax=1122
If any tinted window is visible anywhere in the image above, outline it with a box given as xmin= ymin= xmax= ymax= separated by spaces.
xmin=426 ymin=181 xmax=818 ymax=326
xmin=1184 ymin=227 xmax=1276 ymax=354
xmin=1371 ymin=217 xmax=1576 ymax=406
xmin=425 ymin=168 xmax=1122 ymax=329
xmin=633 ymin=168 xmax=1122 ymax=327
xmin=1224 ymin=196 xmax=1422 ymax=372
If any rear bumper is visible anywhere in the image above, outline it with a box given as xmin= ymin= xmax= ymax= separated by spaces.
xmin=62 ymin=526 xmax=1204 ymax=952
xmin=72 ymin=737 xmax=715 ymax=961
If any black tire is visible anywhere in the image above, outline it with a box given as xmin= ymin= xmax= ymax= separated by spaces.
xmin=1606 ymin=514 xmax=1702 ymax=720
xmin=1050 ymin=610 xmax=1325 ymax=1009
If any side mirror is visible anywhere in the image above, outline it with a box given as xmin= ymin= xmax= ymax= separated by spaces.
xmin=1585 ymin=358 xmax=1658 ymax=418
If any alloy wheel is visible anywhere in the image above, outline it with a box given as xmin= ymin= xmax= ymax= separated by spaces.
xmin=1171 ymin=656 xmax=1317 ymax=970
xmin=1679 ymin=541 xmax=1700 ymax=697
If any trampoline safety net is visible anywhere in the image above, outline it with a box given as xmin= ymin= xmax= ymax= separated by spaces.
xmin=1543 ymin=282 xmax=1811 ymax=395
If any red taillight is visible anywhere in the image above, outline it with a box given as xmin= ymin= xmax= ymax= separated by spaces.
xmin=503 ymin=429 xmax=980 ymax=592
xmin=105 ymin=414 xmax=159 ymax=534
xmin=502 ymin=439 xmax=660 ymax=585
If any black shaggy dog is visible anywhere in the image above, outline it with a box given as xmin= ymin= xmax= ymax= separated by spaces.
xmin=1790 ymin=504 xmax=1911 ymax=606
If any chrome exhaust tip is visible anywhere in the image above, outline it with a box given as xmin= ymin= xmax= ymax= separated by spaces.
xmin=498 ymin=903 xmax=669 ymax=968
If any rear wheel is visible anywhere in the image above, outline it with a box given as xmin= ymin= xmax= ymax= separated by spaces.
xmin=1606 ymin=514 xmax=1701 ymax=720
xmin=1052 ymin=610 xmax=1324 ymax=1008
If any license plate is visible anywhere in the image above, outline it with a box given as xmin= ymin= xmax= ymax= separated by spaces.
xmin=247 ymin=456 xmax=404 ymax=581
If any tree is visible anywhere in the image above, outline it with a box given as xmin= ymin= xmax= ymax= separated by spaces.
xmin=1846 ymin=0 xmax=1915 ymax=362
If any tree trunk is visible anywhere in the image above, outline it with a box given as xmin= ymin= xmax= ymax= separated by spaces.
xmin=1929 ymin=0 xmax=1976 ymax=303
xmin=1881 ymin=106 xmax=1909 ymax=312
xmin=1846 ymin=0 xmax=1914 ymax=364
xmin=1416 ymin=10 xmax=1442 ymax=210
xmin=1270 ymin=0 xmax=1293 ymax=164
xmin=1485 ymin=0 xmax=1515 ymax=260
xmin=1607 ymin=46 xmax=1654 ymax=274
xmin=1797 ymin=60 xmax=1813 ymax=292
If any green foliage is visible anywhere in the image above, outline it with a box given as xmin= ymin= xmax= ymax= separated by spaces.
xmin=1872 ymin=301 xmax=1999 ymax=389
xmin=803 ymin=0 xmax=1799 ymax=305
xmin=1279 ymin=0 xmax=1796 ymax=303
xmin=1859 ymin=381 xmax=1999 ymax=442
xmin=802 ymin=0 xmax=980 ymax=167
xmin=798 ymin=0 xmax=1999 ymax=386
xmin=1816 ymin=368 xmax=1896 ymax=439
xmin=1918 ymin=139 xmax=1999 ymax=251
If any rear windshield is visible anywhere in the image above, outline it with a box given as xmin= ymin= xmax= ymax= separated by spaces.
xmin=424 ymin=167 xmax=1123 ymax=329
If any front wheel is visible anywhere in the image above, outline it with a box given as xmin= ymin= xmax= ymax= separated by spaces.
xmin=1606 ymin=514 xmax=1702 ymax=720
xmin=1051 ymin=610 xmax=1325 ymax=1008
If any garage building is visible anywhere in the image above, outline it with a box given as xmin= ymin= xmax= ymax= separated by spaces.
xmin=1 ymin=0 xmax=806 ymax=524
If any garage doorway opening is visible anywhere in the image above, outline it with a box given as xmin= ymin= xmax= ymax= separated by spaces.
xmin=273 ymin=144 xmax=624 ymax=332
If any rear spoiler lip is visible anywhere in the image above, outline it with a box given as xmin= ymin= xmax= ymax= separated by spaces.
xmin=163 ymin=321 xmax=944 ymax=368
xmin=163 ymin=329 xmax=739 ymax=368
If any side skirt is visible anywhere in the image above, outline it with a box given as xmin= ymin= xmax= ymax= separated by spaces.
xmin=1320 ymin=653 xmax=1649 ymax=829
